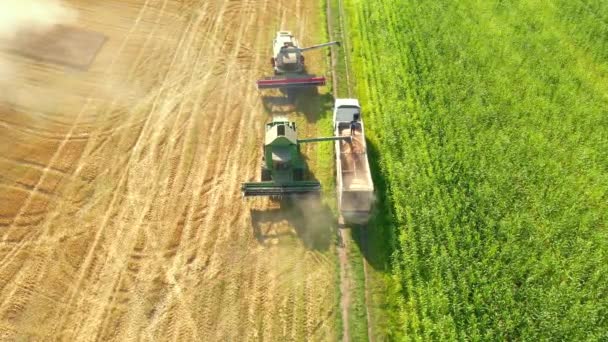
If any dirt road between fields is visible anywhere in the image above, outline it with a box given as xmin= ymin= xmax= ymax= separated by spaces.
xmin=0 ymin=0 xmax=337 ymax=340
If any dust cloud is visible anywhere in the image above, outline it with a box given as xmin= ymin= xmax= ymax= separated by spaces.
xmin=0 ymin=0 xmax=77 ymax=40
xmin=0 ymin=0 xmax=77 ymax=105
xmin=291 ymin=195 xmax=334 ymax=250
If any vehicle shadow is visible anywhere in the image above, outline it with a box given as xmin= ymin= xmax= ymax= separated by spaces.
xmin=294 ymin=91 xmax=333 ymax=123
xmin=261 ymin=94 xmax=296 ymax=116
xmin=259 ymin=86 xmax=333 ymax=123
xmin=347 ymin=138 xmax=393 ymax=273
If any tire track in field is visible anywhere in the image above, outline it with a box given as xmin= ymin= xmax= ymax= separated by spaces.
xmin=0 ymin=97 xmax=91 ymax=317
xmin=51 ymin=0 xmax=183 ymax=335
xmin=66 ymin=0 xmax=179 ymax=178
xmin=193 ymin=1 xmax=270 ymax=338
xmin=61 ymin=5 xmax=222 ymax=338
xmin=0 ymin=0 xmax=156 ymax=290
xmin=110 ymin=0 xmax=244 ymax=338
xmin=0 ymin=98 xmax=90 ymax=237
xmin=80 ymin=2 xmax=220 ymax=340
xmin=1 ymin=0 xmax=339 ymax=339
xmin=0 ymin=0 xmax=195 ymax=336
xmin=160 ymin=4 xmax=260 ymax=339
xmin=155 ymin=0 xmax=272 ymax=337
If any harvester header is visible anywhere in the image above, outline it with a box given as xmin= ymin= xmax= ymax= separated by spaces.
xmin=256 ymin=76 xmax=326 ymax=90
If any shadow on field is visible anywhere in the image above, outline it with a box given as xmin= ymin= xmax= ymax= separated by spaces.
xmin=261 ymin=94 xmax=295 ymax=115
xmin=349 ymin=138 xmax=394 ymax=273
xmin=250 ymin=197 xmax=335 ymax=251
xmin=295 ymin=92 xmax=333 ymax=123
xmin=261 ymin=90 xmax=333 ymax=123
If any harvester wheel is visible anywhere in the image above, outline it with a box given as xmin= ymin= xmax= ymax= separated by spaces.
xmin=293 ymin=168 xmax=304 ymax=181
xmin=261 ymin=167 xmax=272 ymax=181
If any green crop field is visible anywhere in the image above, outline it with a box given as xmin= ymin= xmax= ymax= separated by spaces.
xmin=343 ymin=0 xmax=608 ymax=340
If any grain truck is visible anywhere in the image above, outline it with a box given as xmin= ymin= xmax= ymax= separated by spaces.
xmin=333 ymin=99 xmax=374 ymax=224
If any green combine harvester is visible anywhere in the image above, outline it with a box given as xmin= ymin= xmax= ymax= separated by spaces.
xmin=242 ymin=117 xmax=350 ymax=198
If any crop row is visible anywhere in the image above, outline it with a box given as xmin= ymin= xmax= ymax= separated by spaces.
xmin=345 ymin=0 xmax=608 ymax=340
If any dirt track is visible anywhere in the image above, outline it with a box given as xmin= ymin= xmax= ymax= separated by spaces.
xmin=0 ymin=0 xmax=338 ymax=340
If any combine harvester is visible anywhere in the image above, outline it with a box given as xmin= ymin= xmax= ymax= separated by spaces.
xmin=333 ymin=99 xmax=375 ymax=224
xmin=256 ymin=31 xmax=340 ymax=91
xmin=242 ymin=116 xmax=350 ymax=198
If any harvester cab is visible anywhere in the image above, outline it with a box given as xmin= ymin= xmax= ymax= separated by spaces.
xmin=256 ymin=31 xmax=340 ymax=90
xmin=273 ymin=34 xmax=302 ymax=73
xmin=241 ymin=116 xmax=351 ymax=198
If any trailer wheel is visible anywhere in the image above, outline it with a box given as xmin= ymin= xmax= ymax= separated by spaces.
xmin=261 ymin=167 xmax=272 ymax=181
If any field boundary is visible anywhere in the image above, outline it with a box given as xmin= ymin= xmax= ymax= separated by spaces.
xmin=325 ymin=0 xmax=374 ymax=340
xmin=325 ymin=2 xmax=351 ymax=340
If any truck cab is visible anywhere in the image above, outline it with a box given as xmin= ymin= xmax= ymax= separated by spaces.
xmin=333 ymin=98 xmax=362 ymax=126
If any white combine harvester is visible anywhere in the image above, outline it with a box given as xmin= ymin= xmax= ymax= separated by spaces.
xmin=256 ymin=31 xmax=340 ymax=90
xmin=333 ymin=98 xmax=375 ymax=224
